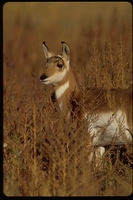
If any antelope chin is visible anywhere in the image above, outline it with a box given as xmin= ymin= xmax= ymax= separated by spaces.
xmin=40 ymin=79 xmax=50 ymax=84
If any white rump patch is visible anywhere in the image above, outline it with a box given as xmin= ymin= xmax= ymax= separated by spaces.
xmin=86 ymin=110 xmax=131 ymax=146
xmin=56 ymin=81 xmax=69 ymax=100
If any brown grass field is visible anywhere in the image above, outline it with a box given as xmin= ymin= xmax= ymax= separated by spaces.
xmin=3 ymin=2 xmax=132 ymax=196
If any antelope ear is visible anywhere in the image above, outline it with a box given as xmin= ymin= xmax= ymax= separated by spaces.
xmin=42 ymin=42 xmax=55 ymax=59
xmin=61 ymin=41 xmax=70 ymax=60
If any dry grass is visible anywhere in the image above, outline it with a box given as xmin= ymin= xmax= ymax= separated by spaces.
xmin=3 ymin=2 xmax=132 ymax=196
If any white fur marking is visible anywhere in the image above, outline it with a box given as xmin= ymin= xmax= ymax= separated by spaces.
xmin=125 ymin=130 xmax=132 ymax=142
xmin=42 ymin=69 xmax=67 ymax=86
xmin=89 ymin=147 xmax=105 ymax=163
xmin=59 ymin=103 xmax=63 ymax=111
xmin=56 ymin=81 xmax=69 ymax=100
xmin=86 ymin=110 xmax=130 ymax=146
xmin=66 ymin=60 xmax=70 ymax=71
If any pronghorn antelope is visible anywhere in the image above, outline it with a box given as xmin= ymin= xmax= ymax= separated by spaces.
xmin=40 ymin=41 xmax=132 ymax=161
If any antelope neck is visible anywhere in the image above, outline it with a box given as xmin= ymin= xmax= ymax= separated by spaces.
xmin=54 ymin=70 xmax=80 ymax=113
xmin=55 ymin=80 xmax=70 ymax=100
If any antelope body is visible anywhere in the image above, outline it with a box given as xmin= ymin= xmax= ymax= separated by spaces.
xmin=40 ymin=41 xmax=132 ymax=160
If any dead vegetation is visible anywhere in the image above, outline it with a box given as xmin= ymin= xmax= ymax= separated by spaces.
xmin=3 ymin=2 xmax=132 ymax=196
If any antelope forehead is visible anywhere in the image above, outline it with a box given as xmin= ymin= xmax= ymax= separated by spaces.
xmin=48 ymin=56 xmax=63 ymax=63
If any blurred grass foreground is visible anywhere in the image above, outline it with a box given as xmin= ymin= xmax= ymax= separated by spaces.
xmin=3 ymin=2 xmax=132 ymax=196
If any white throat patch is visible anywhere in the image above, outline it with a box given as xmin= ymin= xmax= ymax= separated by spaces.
xmin=55 ymin=81 xmax=69 ymax=100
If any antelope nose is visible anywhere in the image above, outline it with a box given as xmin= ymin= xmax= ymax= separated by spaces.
xmin=40 ymin=74 xmax=47 ymax=81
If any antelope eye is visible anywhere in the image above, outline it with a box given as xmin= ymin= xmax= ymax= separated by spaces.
xmin=57 ymin=63 xmax=63 ymax=68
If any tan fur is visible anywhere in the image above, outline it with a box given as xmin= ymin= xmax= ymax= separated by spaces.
xmin=40 ymin=41 xmax=132 ymax=161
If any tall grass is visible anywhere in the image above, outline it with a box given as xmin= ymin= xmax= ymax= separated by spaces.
xmin=3 ymin=2 xmax=132 ymax=196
